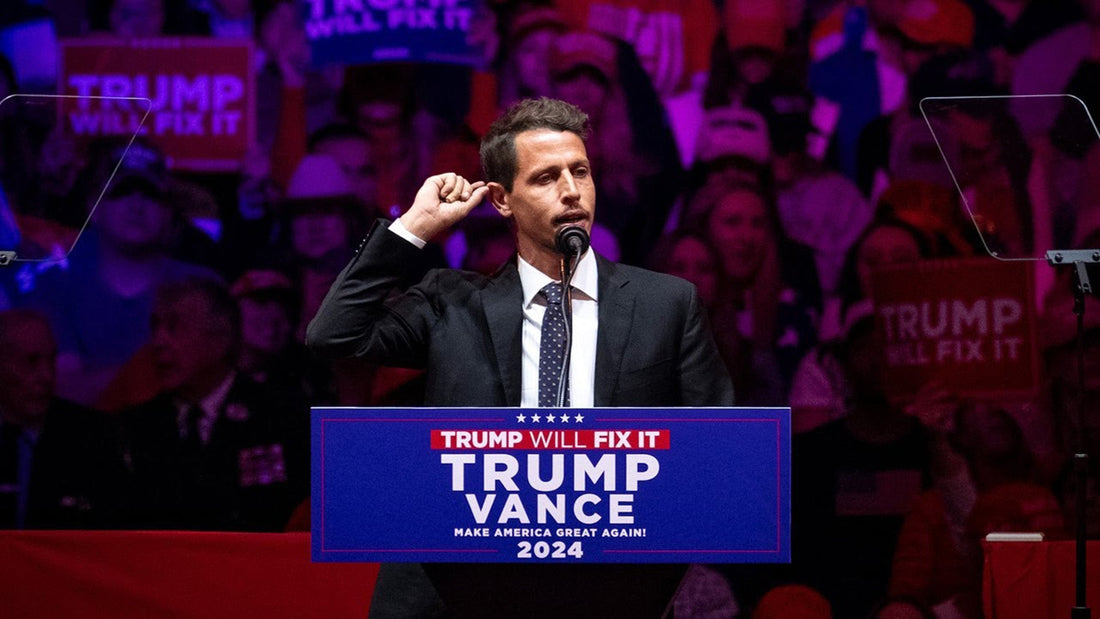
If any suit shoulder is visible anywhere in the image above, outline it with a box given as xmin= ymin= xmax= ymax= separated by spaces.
xmin=611 ymin=263 xmax=696 ymax=296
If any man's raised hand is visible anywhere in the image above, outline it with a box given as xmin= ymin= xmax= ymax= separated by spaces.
xmin=400 ymin=173 xmax=490 ymax=241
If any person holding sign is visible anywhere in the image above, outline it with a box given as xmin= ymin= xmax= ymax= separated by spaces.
xmin=307 ymin=97 xmax=733 ymax=616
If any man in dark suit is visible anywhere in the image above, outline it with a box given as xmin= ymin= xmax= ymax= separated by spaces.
xmin=0 ymin=310 xmax=128 ymax=529
xmin=307 ymin=98 xmax=733 ymax=617
xmin=307 ymin=97 xmax=732 ymax=408
xmin=121 ymin=277 xmax=307 ymax=531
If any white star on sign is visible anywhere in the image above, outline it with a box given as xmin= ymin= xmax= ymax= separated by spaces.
xmin=560 ymin=414 xmax=570 ymax=423
xmin=574 ymin=414 xmax=584 ymax=423
xmin=516 ymin=413 xmax=526 ymax=423
xmin=531 ymin=413 xmax=542 ymax=423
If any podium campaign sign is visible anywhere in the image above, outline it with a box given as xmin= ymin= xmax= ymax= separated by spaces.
xmin=870 ymin=258 xmax=1039 ymax=400
xmin=313 ymin=407 xmax=790 ymax=563
xmin=58 ymin=37 xmax=255 ymax=171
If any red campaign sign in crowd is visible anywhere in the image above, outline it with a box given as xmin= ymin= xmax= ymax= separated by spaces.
xmin=870 ymin=258 xmax=1039 ymax=400
xmin=58 ymin=37 xmax=255 ymax=172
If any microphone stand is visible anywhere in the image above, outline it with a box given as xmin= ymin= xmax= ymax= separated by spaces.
xmin=1047 ymin=249 xmax=1099 ymax=619
xmin=555 ymin=248 xmax=580 ymax=408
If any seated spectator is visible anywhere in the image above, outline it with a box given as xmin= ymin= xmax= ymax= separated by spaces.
xmin=120 ymin=277 xmax=307 ymax=531
xmin=789 ymin=216 xmax=930 ymax=433
xmin=230 ymin=268 xmax=331 ymax=405
xmin=651 ymin=230 xmax=747 ymax=393
xmin=496 ymin=5 xmax=566 ymax=106
xmin=684 ymin=182 xmax=820 ymax=402
xmin=690 ymin=106 xmax=772 ymax=201
xmin=792 ymin=313 xmax=933 ymax=618
xmin=20 ymin=138 xmax=218 ymax=406
xmin=276 ymin=153 xmax=368 ymax=339
xmin=549 ymin=30 xmax=681 ymax=265
xmin=308 ymin=123 xmax=380 ymax=218
xmin=0 ymin=309 xmax=128 ymax=529
xmin=341 ymin=64 xmax=425 ymax=218
xmin=890 ymin=398 xmax=1065 ymax=618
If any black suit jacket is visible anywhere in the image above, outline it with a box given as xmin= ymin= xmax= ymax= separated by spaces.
xmin=120 ymin=375 xmax=308 ymax=531
xmin=307 ymin=221 xmax=734 ymax=407
xmin=10 ymin=400 xmax=129 ymax=529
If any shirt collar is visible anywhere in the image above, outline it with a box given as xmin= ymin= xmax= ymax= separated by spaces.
xmin=177 ymin=371 xmax=236 ymax=422
xmin=517 ymin=250 xmax=599 ymax=307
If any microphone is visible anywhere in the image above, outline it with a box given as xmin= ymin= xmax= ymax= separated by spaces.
xmin=554 ymin=225 xmax=590 ymax=256
xmin=553 ymin=225 xmax=587 ymax=408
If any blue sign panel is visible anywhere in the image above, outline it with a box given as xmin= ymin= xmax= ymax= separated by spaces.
xmin=312 ymin=407 xmax=790 ymax=563
xmin=302 ymin=0 xmax=484 ymax=67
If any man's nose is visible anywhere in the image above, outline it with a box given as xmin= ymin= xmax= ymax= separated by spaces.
xmin=561 ymin=171 xmax=580 ymax=201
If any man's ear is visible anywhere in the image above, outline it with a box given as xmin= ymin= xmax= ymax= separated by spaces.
xmin=488 ymin=182 xmax=512 ymax=218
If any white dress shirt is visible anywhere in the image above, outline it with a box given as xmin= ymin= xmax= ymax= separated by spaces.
xmin=391 ymin=219 xmax=599 ymax=407
xmin=516 ymin=250 xmax=598 ymax=407
xmin=175 ymin=371 xmax=235 ymax=445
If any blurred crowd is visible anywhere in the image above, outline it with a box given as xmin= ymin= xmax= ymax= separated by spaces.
xmin=3 ymin=0 xmax=1100 ymax=617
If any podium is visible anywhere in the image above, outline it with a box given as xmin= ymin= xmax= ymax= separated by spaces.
xmin=312 ymin=406 xmax=791 ymax=616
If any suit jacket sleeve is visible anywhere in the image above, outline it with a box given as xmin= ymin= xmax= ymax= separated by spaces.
xmin=305 ymin=220 xmax=438 ymax=368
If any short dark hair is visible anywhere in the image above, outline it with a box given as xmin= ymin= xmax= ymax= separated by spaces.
xmin=480 ymin=98 xmax=590 ymax=192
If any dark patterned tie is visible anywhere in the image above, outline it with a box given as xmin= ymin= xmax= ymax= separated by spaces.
xmin=539 ymin=282 xmax=570 ymax=407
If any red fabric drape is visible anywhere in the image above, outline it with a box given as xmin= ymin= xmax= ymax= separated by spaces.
xmin=0 ymin=531 xmax=378 ymax=618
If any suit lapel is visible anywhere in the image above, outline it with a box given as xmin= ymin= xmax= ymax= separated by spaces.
xmin=594 ymin=255 xmax=634 ymax=406
xmin=483 ymin=261 xmax=523 ymax=406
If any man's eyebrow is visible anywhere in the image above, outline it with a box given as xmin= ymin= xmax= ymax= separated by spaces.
xmin=525 ymin=164 xmax=559 ymax=180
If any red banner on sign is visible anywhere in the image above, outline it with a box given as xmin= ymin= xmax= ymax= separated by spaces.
xmin=870 ymin=258 xmax=1039 ymax=400
xmin=429 ymin=429 xmax=672 ymax=450
xmin=58 ymin=37 xmax=255 ymax=171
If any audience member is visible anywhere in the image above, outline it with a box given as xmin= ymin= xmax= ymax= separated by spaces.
xmin=0 ymin=309 xmax=127 ymax=528
xmin=550 ymin=30 xmax=681 ymax=264
xmin=308 ymin=123 xmax=379 ymax=216
xmin=20 ymin=138 xmax=219 ymax=406
xmin=890 ymin=396 xmax=1065 ymax=617
xmin=686 ymin=182 xmax=820 ymax=402
xmin=120 ymin=277 xmax=306 ymax=530
xmin=792 ymin=313 xmax=932 ymax=618
xmin=790 ymin=215 xmax=930 ymax=432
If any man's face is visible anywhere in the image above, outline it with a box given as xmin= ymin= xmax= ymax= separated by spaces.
xmin=0 ymin=317 xmax=56 ymax=426
xmin=667 ymin=237 xmax=718 ymax=309
xmin=290 ymin=210 xmax=348 ymax=261
xmin=94 ymin=184 xmax=172 ymax=254
xmin=493 ymin=129 xmax=595 ymax=261
xmin=314 ymin=136 xmax=378 ymax=209
xmin=239 ymin=297 xmax=291 ymax=355
xmin=706 ymin=190 xmax=769 ymax=282
xmin=151 ymin=291 xmax=231 ymax=394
